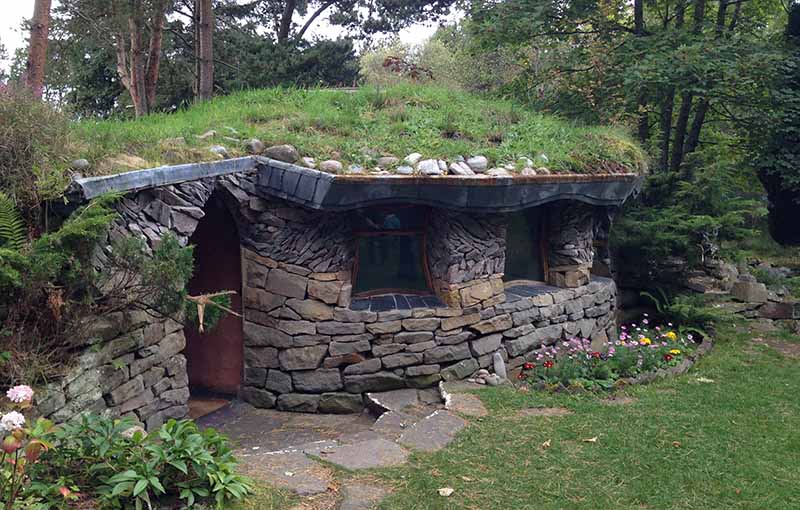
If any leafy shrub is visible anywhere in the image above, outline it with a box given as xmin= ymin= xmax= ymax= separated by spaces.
xmin=0 ymin=86 xmax=73 ymax=225
xmin=640 ymin=289 xmax=730 ymax=334
xmin=26 ymin=414 xmax=251 ymax=509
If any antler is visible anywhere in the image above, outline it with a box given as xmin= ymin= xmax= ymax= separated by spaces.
xmin=185 ymin=290 xmax=242 ymax=333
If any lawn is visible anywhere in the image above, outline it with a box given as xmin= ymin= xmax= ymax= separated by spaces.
xmin=72 ymin=84 xmax=647 ymax=176
xmin=242 ymin=320 xmax=800 ymax=509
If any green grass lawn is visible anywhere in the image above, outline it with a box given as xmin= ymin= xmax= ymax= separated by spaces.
xmin=242 ymin=321 xmax=799 ymax=509
xmin=73 ymin=84 xmax=647 ymax=176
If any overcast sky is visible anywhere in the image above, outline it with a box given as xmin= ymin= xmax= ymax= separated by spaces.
xmin=0 ymin=1 xmax=456 ymax=72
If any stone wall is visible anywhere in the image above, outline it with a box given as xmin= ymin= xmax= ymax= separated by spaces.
xmin=546 ymin=201 xmax=594 ymax=288
xmin=426 ymin=212 xmax=506 ymax=308
xmin=39 ymin=170 xmax=617 ymax=425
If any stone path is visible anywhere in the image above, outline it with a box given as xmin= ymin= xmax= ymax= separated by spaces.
xmin=199 ymin=385 xmax=482 ymax=508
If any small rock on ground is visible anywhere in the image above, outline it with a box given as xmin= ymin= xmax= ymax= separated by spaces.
xmin=339 ymin=482 xmax=390 ymax=510
xmin=398 ymin=410 xmax=467 ymax=452
xmin=320 ymin=438 xmax=409 ymax=470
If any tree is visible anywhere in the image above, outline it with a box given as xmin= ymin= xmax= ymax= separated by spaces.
xmin=113 ymin=0 xmax=170 ymax=116
xmin=196 ymin=0 xmax=214 ymax=101
xmin=24 ymin=0 xmax=52 ymax=99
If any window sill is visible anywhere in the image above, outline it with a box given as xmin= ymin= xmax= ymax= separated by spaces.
xmin=349 ymin=293 xmax=446 ymax=312
xmin=504 ymin=281 xmax=561 ymax=303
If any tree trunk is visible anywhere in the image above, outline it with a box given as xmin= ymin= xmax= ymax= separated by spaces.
xmin=145 ymin=0 xmax=167 ymax=110
xmin=24 ymin=0 xmax=52 ymax=99
xmin=277 ymin=0 xmax=297 ymax=43
xmin=197 ymin=0 xmax=214 ymax=101
xmin=129 ymin=4 xmax=149 ymax=117
xmin=658 ymin=1 xmax=685 ymax=171
xmin=634 ymin=0 xmax=649 ymax=142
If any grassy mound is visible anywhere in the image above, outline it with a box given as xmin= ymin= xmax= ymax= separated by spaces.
xmin=74 ymin=85 xmax=648 ymax=176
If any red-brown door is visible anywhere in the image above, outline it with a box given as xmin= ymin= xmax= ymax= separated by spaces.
xmin=184 ymin=195 xmax=243 ymax=395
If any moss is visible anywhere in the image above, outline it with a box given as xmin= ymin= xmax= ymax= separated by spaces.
xmin=73 ymin=84 xmax=648 ymax=177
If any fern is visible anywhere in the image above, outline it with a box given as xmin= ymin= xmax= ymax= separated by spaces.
xmin=0 ymin=192 xmax=26 ymax=251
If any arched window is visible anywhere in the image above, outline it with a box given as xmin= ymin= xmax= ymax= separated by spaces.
xmin=504 ymin=208 xmax=546 ymax=283
xmin=352 ymin=206 xmax=431 ymax=296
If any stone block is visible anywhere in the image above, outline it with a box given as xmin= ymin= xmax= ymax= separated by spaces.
xmin=470 ymin=314 xmax=512 ymax=335
xmin=373 ymin=343 xmax=405 ymax=357
xmin=285 ymin=298 xmax=334 ymax=321
xmin=405 ymin=364 xmax=440 ymax=377
xmin=317 ymin=321 xmax=366 ymax=336
xmin=470 ymin=334 xmax=502 ymax=356
xmin=343 ymin=358 xmax=382 ymax=375
xmin=276 ymin=320 xmax=316 ymax=336
xmin=277 ymin=393 xmax=320 ymax=412
xmin=401 ymin=318 xmax=441 ymax=331
xmin=244 ymin=322 xmax=293 ymax=348
xmin=244 ymin=367 xmax=267 ymax=387
xmin=244 ymin=287 xmax=286 ymax=312
xmin=406 ymin=340 xmax=436 ymax=353
xmin=265 ymin=369 xmax=293 ymax=393
xmin=731 ymin=281 xmax=769 ymax=303
xmin=266 ymin=269 xmax=308 ymax=299
xmin=423 ymin=343 xmax=471 ymax=364
xmin=161 ymin=386 xmax=190 ymax=405
xmin=334 ymin=308 xmax=378 ymax=323
xmin=107 ymin=376 xmax=144 ymax=406
xmin=338 ymin=284 xmax=353 ymax=308
xmin=367 ymin=321 xmax=403 ymax=334
xmin=406 ymin=373 xmax=442 ymax=388
xmin=441 ymin=313 xmax=481 ymax=332
xmin=435 ymin=331 xmax=474 ymax=345
xmin=318 ymin=393 xmax=364 ymax=414
xmin=322 ymin=352 xmax=366 ymax=368
xmin=505 ymin=324 xmax=563 ymax=357
xmin=244 ymin=347 xmax=280 ymax=369
xmin=308 ymin=279 xmax=343 ymax=304
xmin=158 ymin=331 xmax=186 ymax=358
xmin=382 ymin=352 xmax=423 ymax=368
xmin=279 ymin=344 xmax=328 ymax=370
xmin=758 ymin=301 xmax=799 ymax=320
xmin=344 ymin=372 xmax=406 ymax=393
xmin=395 ymin=331 xmax=434 ymax=344
xmin=141 ymin=366 xmax=166 ymax=388
xmin=292 ymin=369 xmax=343 ymax=392
xmin=241 ymin=387 xmax=277 ymax=408
xmin=329 ymin=340 xmax=371 ymax=357
xmin=441 ymin=358 xmax=479 ymax=381
xmin=459 ymin=280 xmax=495 ymax=307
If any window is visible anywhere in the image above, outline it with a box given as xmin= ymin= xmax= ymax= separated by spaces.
xmin=504 ymin=208 xmax=546 ymax=282
xmin=352 ymin=206 xmax=431 ymax=295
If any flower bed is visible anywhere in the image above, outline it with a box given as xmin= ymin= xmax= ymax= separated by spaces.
xmin=515 ymin=316 xmax=713 ymax=391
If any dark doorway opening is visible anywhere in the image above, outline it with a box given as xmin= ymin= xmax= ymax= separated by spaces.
xmin=184 ymin=193 xmax=243 ymax=417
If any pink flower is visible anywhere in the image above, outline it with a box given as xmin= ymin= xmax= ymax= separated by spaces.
xmin=1 ymin=411 xmax=26 ymax=431
xmin=6 ymin=385 xmax=34 ymax=403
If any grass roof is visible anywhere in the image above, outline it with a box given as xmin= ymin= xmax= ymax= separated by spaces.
xmin=74 ymin=84 xmax=648 ymax=176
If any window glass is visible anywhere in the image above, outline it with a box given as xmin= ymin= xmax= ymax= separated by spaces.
xmin=352 ymin=206 xmax=430 ymax=295
xmin=504 ymin=208 xmax=545 ymax=282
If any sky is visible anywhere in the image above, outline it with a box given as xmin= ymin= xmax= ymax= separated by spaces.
xmin=0 ymin=1 xmax=457 ymax=73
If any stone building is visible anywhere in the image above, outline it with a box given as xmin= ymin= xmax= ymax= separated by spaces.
xmin=39 ymin=157 xmax=641 ymax=428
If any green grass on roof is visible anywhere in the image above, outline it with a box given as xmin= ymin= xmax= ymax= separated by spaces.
xmin=74 ymin=84 xmax=648 ymax=176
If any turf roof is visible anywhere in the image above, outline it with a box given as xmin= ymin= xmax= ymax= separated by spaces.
xmin=73 ymin=84 xmax=648 ymax=177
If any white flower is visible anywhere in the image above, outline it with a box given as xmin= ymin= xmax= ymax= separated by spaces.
xmin=1 ymin=411 xmax=26 ymax=431
xmin=6 ymin=385 xmax=34 ymax=403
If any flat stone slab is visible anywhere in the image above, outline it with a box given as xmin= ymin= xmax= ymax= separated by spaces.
xmin=517 ymin=407 xmax=574 ymax=418
xmin=237 ymin=450 xmax=332 ymax=496
xmin=340 ymin=482 xmax=390 ymax=510
xmin=445 ymin=393 xmax=488 ymax=417
xmin=320 ymin=438 xmax=409 ymax=470
xmin=365 ymin=388 xmax=420 ymax=413
xmin=371 ymin=410 xmax=418 ymax=439
xmin=398 ymin=410 xmax=468 ymax=452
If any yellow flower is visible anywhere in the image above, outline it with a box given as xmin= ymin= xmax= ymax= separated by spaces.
xmin=640 ymin=337 xmax=652 ymax=345
xmin=664 ymin=331 xmax=678 ymax=341
xmin=670 ymin=349 xmax=681 ymax=355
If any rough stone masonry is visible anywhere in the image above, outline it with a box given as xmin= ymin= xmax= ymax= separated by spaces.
xmin=38 ymin=169 xmax=617 ymax=427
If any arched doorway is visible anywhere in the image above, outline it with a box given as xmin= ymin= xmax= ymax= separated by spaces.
xmin=184 ymin=193 xmax=243 ymax=416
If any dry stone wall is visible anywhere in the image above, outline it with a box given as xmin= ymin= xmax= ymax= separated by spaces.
xmin=40 ymin=169 xmax=617 ymax=425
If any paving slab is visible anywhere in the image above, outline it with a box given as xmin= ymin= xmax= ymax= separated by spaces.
xmin=397 ymin=410 xmax=468 ymax=452
xmin=236 ymin=450 xmax=333 ymax=496
xmin=320 ymin=438 xmax=409 ymax=470
xmin=365 ymin=388 xmax=420 ymax=413
xmin=339 ymin=482 xmax=390 ymax=510
xmin=445 ymin=393 xmax=488 ymax=417
xmin=371 ymin=410 xmax=418 ymax=439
